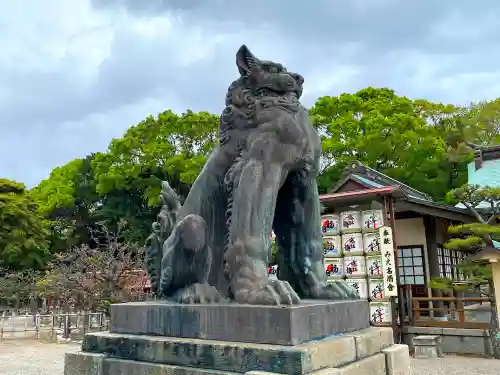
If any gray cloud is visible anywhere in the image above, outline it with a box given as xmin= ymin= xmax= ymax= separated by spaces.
xmin=1 ymin=0 xmax=500 ymax=187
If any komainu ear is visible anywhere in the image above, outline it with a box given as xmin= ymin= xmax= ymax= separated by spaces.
xmin=236 ymin=44 xmax=258 ymax=76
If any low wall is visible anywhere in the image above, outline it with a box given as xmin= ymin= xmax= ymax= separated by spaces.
xmin=403 ymin=326 xmax=492 ymax=357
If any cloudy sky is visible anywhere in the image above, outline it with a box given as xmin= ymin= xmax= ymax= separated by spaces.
xmin=2 ymin=0 xmax=500 ymax=187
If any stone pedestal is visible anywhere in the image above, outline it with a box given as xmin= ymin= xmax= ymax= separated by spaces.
xmin=64 ymin=300 xmax=411 ymax=375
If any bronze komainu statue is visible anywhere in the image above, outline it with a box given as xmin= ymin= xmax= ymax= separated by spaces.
xmin=145 ymin=45 xmax=359 ymax=305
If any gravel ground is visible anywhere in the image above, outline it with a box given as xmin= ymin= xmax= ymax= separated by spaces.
xmin=0 ymin=340 xmax=79 ymax=375
xmin=411 ymin=355 xmax=500 ymax=375
xmin=1 ymin=341 xmax=500 ymax=375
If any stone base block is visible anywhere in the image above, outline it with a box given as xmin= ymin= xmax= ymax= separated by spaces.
xmin=382 ymin=344 xmax=410 ymax=375
xmin=314 ymin=353 xmax=387 ymax=375
xmin=64 ymin=352 xmax=105 ymax=375
xmin=413 ymin=335 xmax=443 ymax=358
xmin=66 ymin=327 xmax=408 ymax=375
xmin=109 ymin=300 xmax=369 ymax=345
xmin=414 ymin=345 xmax=438 ymax=358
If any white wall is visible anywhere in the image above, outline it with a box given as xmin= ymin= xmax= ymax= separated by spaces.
xmin=394 ymin=218 xmax=431 ymax=294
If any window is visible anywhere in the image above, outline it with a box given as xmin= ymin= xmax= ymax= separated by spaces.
xmin=397 ymin=246 xmax=425 ymax=285
xmin=437 ymin=245 xmax=466 ymax=280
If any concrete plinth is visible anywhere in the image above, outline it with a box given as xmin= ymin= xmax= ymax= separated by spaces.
xmin=64 ymin=301 xmax=411 ymax=375
xmin=413 ymin=335 xmax=443 ymax=359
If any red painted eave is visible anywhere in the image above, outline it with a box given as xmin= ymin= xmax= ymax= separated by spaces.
xmin=319 ymin=186 xmax=403 ymax=202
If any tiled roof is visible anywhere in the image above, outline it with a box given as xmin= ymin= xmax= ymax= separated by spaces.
xmin=319 ymin=186 xmax=404 ymax=202
xmin=333 ymin=161 xmax=431 ymax=201
xmin=353 ymin=174 xmax=385 ymax=188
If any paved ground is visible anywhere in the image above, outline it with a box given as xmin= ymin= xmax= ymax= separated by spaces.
xmin=1 ymin=341 xmax=500 ymax=375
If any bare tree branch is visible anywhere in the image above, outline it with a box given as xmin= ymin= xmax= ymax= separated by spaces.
xmin=38 ymin=226 xmax=148 ymax=311
xmin=463 ymin=201 xmax=487 ymax=224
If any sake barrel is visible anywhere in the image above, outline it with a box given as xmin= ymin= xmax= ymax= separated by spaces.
xmin=362 ymin=209 xmax=384 ymax=232
xmin=345 ymin=278 xmax=368 ymax=299
xmin=344 ymin=255 xmax=366 ymax=277
xmin=370 ymin=301 xmax=392 ymax=325
xmin=368 ymin=278 xmax=386 ymax=300
xmin=342 ymin=232 xmax=364 ymax=255
xmin=366 ymin=254 xmax=383 ymax=277
xmin=340 ymin=211 xmax=362 ymax=233
xmin=323 ymin=235 xmax=342 ymax=257
xmin=324 ymin=258 xmax=343 ymax=278
xmin=363 ymin=232 xmax=381 ymax=254
xmin=268 ymin=264 xmax=278 ymax=281
xmin=321 ymin=214 xmax=340 ymax=235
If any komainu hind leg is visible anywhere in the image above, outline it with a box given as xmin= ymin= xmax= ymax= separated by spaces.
xmin=160 ymin=214 xmax=224 ymax=303
xmin=274 ymin=173 xmax=359 ymax=300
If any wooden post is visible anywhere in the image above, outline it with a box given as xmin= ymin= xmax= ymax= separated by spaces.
xmin=456 ymin=298 xmax=465 ymax=324
xmin=413 ymin=299 xmax=421 ymax=322
xmin=492 ymin=262 xmax=500 ymax=328
xmin=10 ymin=312 xmax=15 ymax=338
xmin=76 ymin=311 xmax=81 ymax=333
xmin=406 ymin=286 xmax=414 ymax=324
xmin=24 ymin=311 xmax=28 ymax=338
xmin=383 ymin=196 xmax=404 ymax=343
xmin=35 ymin=312 xmax=40 ymax=339
xmin=83 ymin=310 xmax=87 ymax=335
xmin=0 ymin=312 xmax=4 ymax=340
xmin=50 ymin=311 xmax=55 ymax=341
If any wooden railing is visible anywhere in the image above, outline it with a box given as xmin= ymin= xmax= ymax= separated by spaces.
xmin=411 ymin=297 xmax=490 ymax=329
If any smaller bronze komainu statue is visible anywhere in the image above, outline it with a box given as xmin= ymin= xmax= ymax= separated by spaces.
xmin=145 ymin=45 xmax=359 ymax=305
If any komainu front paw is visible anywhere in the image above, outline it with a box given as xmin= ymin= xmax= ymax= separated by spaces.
xmin=171 ymin=283 xmax=225 ymax=304
xmin=309 ymin=280 xmax=360 ymax=300
xmin=233 ymin=280 xmax=301 ymax=305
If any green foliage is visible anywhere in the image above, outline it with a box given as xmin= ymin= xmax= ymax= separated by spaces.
xmin=30 ymin=158 xmax=84 ymax=217
xmin=30 ymin=156 xmax=101 ymax=252
xmin=0 ymin=179 xmax=51 ymax=270
xmin=446 ymin=184 xmax=500 ymax=249
xmin=92 ymin=109 xmax=219 ymax=207
xmin=270 ymin=238 xmax=277 ymax=264
xmin=0 ymin=268 xmax=43 ymax=306
xmin=28 ymin=109 xmax=220 ymax=251
xmin=310 ymin=87 xmax=468 ymax=199
xmin=430 ymin=262 xmax=491 ymax=293
xmin=11 ymin=92 xmax=500 ymax=275
xmin=432 ymin=184 xmax=500 ymax=293
xmin=464 ymin=99 xmax=500 ymax=146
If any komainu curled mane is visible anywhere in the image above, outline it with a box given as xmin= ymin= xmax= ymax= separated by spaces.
xmin=145 ymin=45 xmax=359 ymax=305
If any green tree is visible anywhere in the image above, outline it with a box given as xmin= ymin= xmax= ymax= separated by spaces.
xmin=31 ymin=154 xmax=157 ymax=247
xmin=464 ymin=99 xmax=500 ymax=146
xmin=310 ymin=87 xmax=467 ymax=199
xmin=446 ymin=185 xmax=500 ymax=249
xmin=31 ymin=109 xmax=220 ymax=247
xmin=30 ymin=158 xmax=85 ymax=217
xmin=430 ymin=184 xmax=500 ymax=357
xmin=92 ymin=109 xmax=219 ymax=206
xmin=30 ymin=156 xmax=99 ymax=252
xmin=431 ymin=185 xmax=500 ymax=292
xmin=0 ymin=179 xmax=51 ymax=270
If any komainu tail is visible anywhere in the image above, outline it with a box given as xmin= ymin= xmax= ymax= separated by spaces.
xmin=145 ymin=181 xmax=181 ymax=296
